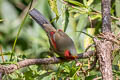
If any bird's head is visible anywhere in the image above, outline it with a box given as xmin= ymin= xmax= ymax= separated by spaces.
xmin=64 ymin=48 xmax=78 ymax=60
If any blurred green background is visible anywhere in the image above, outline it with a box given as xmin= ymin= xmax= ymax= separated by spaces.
xmin=0 ymin=0 xmax=120 ymax=80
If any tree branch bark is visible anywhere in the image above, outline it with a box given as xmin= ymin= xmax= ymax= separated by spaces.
xmin=94 ymin=38 xmax=113 ymax=80
xmin=0 ymin=51 xmax=94 ymax=74
xmin=101 ymin=0 xmax=111 ymax=33
xmin=95 ymin=0 xmax=113 ymax=80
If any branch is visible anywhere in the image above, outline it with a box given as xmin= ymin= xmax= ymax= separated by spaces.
xmin=94 ymin=37 xmax=113 ymax=80
xmin=101 ymin=0 xmax=111 ymax=33
xmin=87 ymin=55 xmax=98 ymax=71
xmin=0 ymin=51 xmax=94 ymax=74
xmin=96 ymin=0 xmax=113 ymax=79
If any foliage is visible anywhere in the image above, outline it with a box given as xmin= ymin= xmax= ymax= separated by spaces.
xmin=0 ymin=0 xmax=120 ymax=79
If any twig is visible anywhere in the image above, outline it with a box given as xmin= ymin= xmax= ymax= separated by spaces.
xmin=10 ymin=0 xmax=34 ymax=61
xmin=85 ymin=43 xmax=95 ymax=52
xmin=88 ymin=16 xmax=93 ymax=28
xmin=87 ymin=55 xmax=97 ymax=71
xmin=92 ymin=9 xmax=120 ymax=21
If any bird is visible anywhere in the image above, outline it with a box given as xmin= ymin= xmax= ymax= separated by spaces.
xmin=29 ymin=8 xmax=78 ymax=60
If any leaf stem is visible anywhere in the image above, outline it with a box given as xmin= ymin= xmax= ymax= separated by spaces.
xmin=10 ymin=0 xmax=33 ymax=61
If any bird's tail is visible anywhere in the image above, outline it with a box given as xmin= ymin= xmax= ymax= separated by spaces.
xmin=29 ymin=8 xmax=56 ymax=32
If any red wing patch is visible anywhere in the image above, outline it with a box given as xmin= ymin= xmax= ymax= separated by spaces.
xmin=50 ymin=31 xmax=57 ymax=49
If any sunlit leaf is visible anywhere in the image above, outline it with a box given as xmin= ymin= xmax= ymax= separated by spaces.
xmin=64 ymin=0 xmax=84 ymax=7
xmin=90 ymin=14 xmax=101 ymax=20
xmin=87 ymin=0 xmax=94 ymax=6
xmin=48 ymin=0 xmax=59 ymax=21
xmin=0 ymin=19 xmax=4 ymax=22
xmin=83 ymin=0 xmax=87 ymax=6
xmin=76 ymin=14 xmax=88 ymax=32
xmin=84 ymin=28 xmax=95 ymax=49
xmin=115 ymin=0 xmax=120 ymax=17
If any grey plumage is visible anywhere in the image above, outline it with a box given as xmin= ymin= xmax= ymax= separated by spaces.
xmin=29 ymin=8 xmax=78 ymax=59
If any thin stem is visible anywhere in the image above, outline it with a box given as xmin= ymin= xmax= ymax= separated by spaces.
xmin=10 ymin=0 xmax=33 ymax=61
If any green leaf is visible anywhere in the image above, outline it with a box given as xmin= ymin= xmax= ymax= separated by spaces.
xmin=64 ymin=7 xmax=69 ymax=32
xmin=48 ymin=0 xmax=59 ymax=21
xmin=76 ymin=14 xmax=88 ymax=33
xmin=83 ymin=0 xmax=87 ymax=6
xmin=85 ymin=75 xmax=97 ymax=80
xmin=115 ymin=0 xmax=120 ymax=17
xmin=113 ymin=65 xmax=119 ymax=71
xmin=87 ymin=0 xmax=94 ymax=6
xmin=90 ymin=13 xmax=101 ymax=20
xmin=41 ymin=73 xmax=54 ymax=80
xmin=68 ymin=6 xmax=88 ymax=14
xmin=84 ymin=28 xmax=95 ymax=49
xmin=64 ymin=0 xmax=84 ymax=7
xmin=0 ymin=19 xmax=4 ymax=22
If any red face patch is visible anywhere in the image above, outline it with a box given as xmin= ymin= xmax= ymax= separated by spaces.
xmin=64 ymin=50 xmax=76 ymax=60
